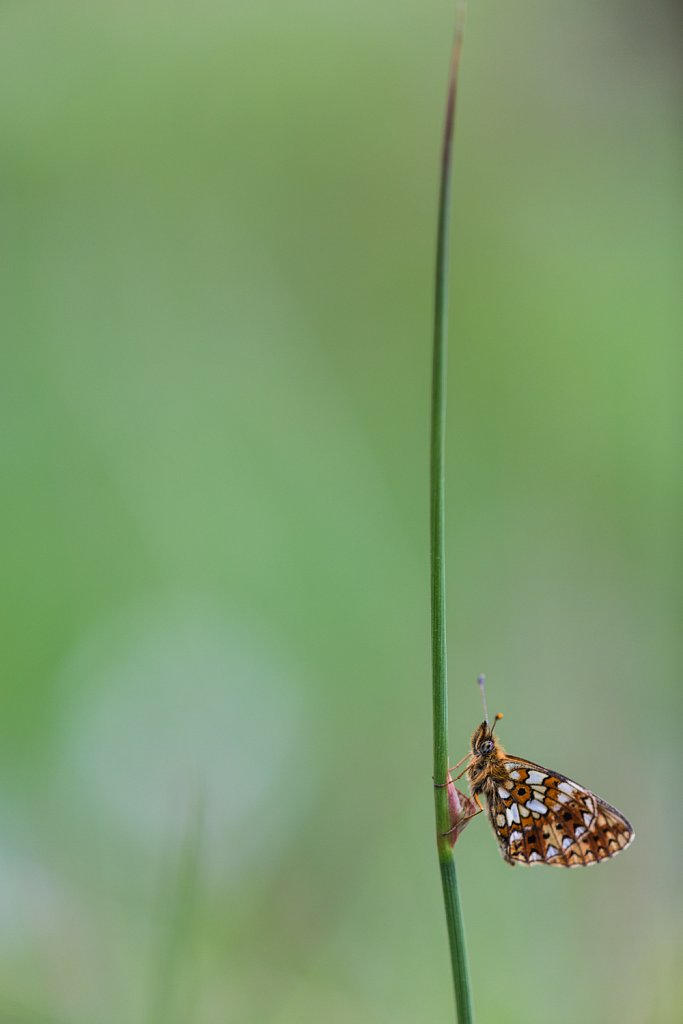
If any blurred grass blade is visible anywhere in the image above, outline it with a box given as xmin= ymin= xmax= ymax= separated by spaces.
xmin=149 ymin=794 xmax=204 ymax=1024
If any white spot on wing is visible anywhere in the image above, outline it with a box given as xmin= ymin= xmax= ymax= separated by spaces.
xmin=510 ymin=830 xmax=522 ymax=843
xmin=575 ymin=826 xmax=586 ymax=838
xmin=496 ymin=813 xmax=505 ymax=827
xmin=506 ymin=803 xmax=520 ymax=825
xmin=558 ymin=781 xmax=575 ymax=795
xmin=497 ymin=786 xmax=509 ymax=800
xmin=509 ymin=770 xmax=521 ymax=780
xmin=583 ymin=812 xmax=593 ymax=827
xmin=527 ymin=799 xmax=548 ymax=815
xmin=528 ymin=851 xmax=541 ymax=862
xmin=562 ymin=836 xmax=572 ymax=849
xmin=546 ymin=845 xmax=559 ymax=857
xmin=527 ymin=770 xmax=546 ymax=786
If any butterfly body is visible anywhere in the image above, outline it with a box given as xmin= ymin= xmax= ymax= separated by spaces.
xmin=466 ymin=720 xmax=634 ymax=867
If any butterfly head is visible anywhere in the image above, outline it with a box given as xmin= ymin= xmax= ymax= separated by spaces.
xmin=467 ymin=716 xmax=505 ymax=793
xmin=470 ymin=719 xmax=503 ymax=760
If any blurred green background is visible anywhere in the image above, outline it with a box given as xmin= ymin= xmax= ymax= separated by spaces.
xmin=0 ymin=1 xmax=680 ymax=1021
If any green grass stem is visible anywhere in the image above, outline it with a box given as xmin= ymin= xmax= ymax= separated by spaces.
xmin=429 ymin=5 xmax=475 ymax=1022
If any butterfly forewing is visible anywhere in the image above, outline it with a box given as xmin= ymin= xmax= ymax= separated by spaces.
xmin=487 ymin=757 xmax=634 ymax=867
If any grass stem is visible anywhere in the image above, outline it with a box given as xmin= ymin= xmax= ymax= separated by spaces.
xmin=429 ymin=4 xmax=475 ymax=1022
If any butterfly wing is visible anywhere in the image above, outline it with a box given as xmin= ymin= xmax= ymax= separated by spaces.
xmin=487 ymin=757 xmax=634 ymax=867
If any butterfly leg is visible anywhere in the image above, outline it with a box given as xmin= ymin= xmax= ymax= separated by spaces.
xmin=433 ymin=751 xmax=472 ymax=787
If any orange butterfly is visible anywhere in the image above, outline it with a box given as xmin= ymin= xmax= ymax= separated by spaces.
xmin=451 ymin=677 xmax=634 ymax=867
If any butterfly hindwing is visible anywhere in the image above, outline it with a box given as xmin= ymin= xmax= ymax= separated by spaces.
xmin=568 ymin=800 xmax=634 ymax=865
xmin=486 ymin=758 xmax=634 ymax=867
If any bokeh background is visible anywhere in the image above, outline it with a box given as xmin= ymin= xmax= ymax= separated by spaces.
xmin=1 ymin=1 xmax=681 ymax=1021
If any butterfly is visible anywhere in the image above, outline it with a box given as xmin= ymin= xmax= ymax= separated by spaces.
xmin=453 ymin=678 xmax=634 ymax=867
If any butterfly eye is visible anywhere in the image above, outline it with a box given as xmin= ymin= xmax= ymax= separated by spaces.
xmin=480 ymin=739 xmax=494 ymax=754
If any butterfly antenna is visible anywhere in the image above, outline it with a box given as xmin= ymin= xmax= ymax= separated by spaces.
xmin=478 ymin=675 xmax=504 ymax=732
xmin=477 ymin=674 xmax=489 ymax=725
